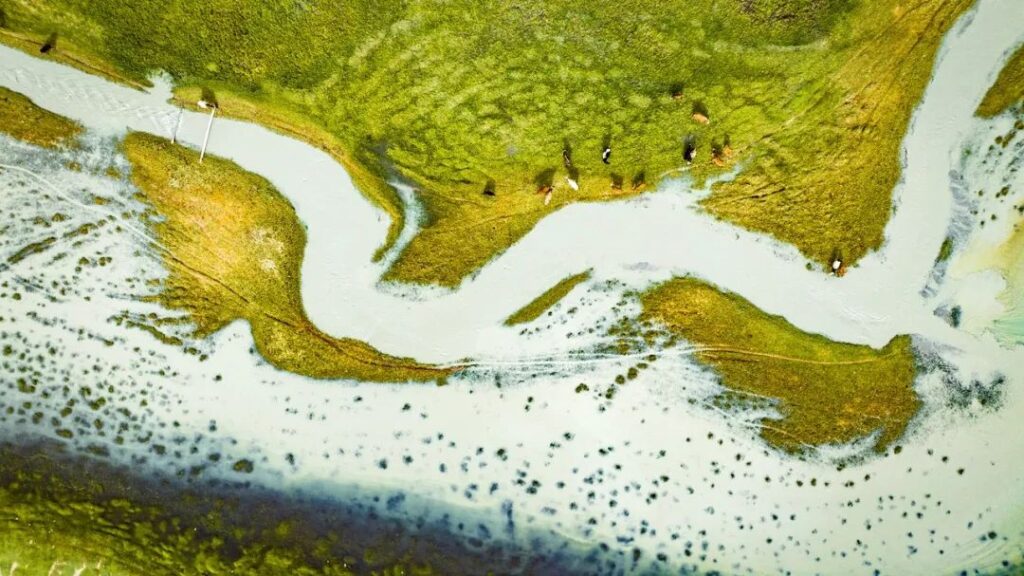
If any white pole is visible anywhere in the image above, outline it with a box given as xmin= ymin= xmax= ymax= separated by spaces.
xmin=199 ymin=107 xmax=215 ymax=162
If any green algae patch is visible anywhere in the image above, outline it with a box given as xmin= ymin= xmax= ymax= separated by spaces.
xmin=122 ymin=132 xmax=453 ymax=382
xmin=505 ymin=270 xmax=591 ymax=326
xmin=0 ymin=0 xmax=971 ymax=285
xmin=0 ymin=87 xmax=81 ymax=148
xmin=936 ymin=236 xmax=955 ymax=264
xmin=640 ymin=277 xmax=919 ymax=453
xmin=977 ymin=43 xmax=1024 ymax=117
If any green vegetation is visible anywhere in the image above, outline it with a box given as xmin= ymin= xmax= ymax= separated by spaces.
xmin=505 ymin=270 xmax=591 ymax=326
xmin=0 ymin=0 xmax=971 ymax=285
xmin=123 ymin=132 xmax=453 ymax=382
xmin=936 ymin=236 xmax=955 ymax=264
xmin=640 ymin=277 xmax=919 ymax=452
xmin=977 ymin=43 xmax=1024 ymax=117
xmin=0 ymin=442 xmax=449 ymax=575
xmin=0 ymin=86 xmax=81 ymax=148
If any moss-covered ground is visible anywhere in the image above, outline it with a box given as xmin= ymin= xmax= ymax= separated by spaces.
xmin=977 ymin=43 xmax=1024 ymax=117
xmin=123 ymin=132 xmax=453 ymax=382
xmin=0 ymin=86 xmax=81 ymax=148
xmin=0 ymin=0 xmax=971 ymax=285
xmin=640 ymin=277 xmax=919 ymax=453
xmin=0 ymin=440 xmax=512 ymax=575
xmin=504 ymin=270 xmax=591 ymax=326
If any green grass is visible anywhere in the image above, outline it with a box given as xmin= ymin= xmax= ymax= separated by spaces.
xmin=936 ymin=236 xmax=955 ymax=264
xmin=122 ymin=132 xmax=454 ymax=382
xmin=504 ymin=270 xmax=591 ymax=326
xmin=0 ymin=0 xmax=972 ymax=285
xmin=640 ymin=277 xmax=919 ymax=453
xmin=0 ymin=442 xmax=444 ymax=575
xmin=0 ymin=86 xmax=81 ymax=148
xmin=977 ymin=43 xmax=1024 ymax=117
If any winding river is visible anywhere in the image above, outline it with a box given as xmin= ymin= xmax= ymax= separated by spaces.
xmin=0 ymin=0 xmax=1019 ymax=366
xmin=1 ymin=1 xmax=1024 ymax=574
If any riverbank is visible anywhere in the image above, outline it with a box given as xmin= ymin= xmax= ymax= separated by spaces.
xmin=0 ymin=0 xmax=973 ymax=284
xmin=0 ymin=86 xmax=80 ymax=148
xmin=123 ymin=132 xmax=453 ymax=382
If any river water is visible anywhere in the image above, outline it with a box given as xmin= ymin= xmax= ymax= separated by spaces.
xmin=1 ymin=0 xmax=1023 ymax=573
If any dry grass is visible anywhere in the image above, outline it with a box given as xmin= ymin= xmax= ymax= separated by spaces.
xmin=504 ymin=270 xmax=591 ymax=326
xmin=0 ymin=86 xmax=81 ymax=148
xmin=123 ymin=132 xmax=453 ymax=382
xmin=170 ymin=85 xmax=406 ymax=261
xmin=641 ymin=277 xmax=919 ymax=453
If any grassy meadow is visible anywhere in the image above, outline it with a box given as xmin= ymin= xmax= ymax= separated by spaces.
xmin=640 ymin=277 xmax=919 ymax=453
xmin=0 ymin=86 xmax=81 ymax=148
xmin=0 ymin=442 xmax=454 ymax=576
xmin=977 ymin=43 xmax=1024 ymax=117
xmin=0 ymin=0 xmax=972 ymax=285
xmin=123 ymin=132 xmax=453 ymax=382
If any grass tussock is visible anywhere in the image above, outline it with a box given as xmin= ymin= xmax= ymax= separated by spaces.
xmin=977 ymin=43 xmax=1024 ymax=117
xmin=0 ymin=86 xmax=81 ymax=148
xmin=122 ymin=132 xmax=452 ymax=382
xmin=0 ymin=0 xmax=972 ymax=285
xmin=641 ymin=277 xmax=919 ymax=453
xmin=504 ymin=270 xmax=591 ymax=326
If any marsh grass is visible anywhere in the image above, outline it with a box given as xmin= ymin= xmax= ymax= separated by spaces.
xmin=977 ymin=43 xmax=1024 ymax=117
xmin=0 ymin=86 xmax=82 ymax=148
xmin=0 ymin=0 xmax=971 ymax=285
xmin=504 ymin=270 xmax=591 ymax=326
xmin=122 ymin=132 xmax=452 ymax=382
xmin=641 ymin=277 xmax=919 ymax=453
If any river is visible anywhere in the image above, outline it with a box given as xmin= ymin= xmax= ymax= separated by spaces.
xmin=1 ymin=0 xmax=1023 ymax=573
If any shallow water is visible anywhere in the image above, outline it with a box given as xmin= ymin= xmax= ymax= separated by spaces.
xmin=1 ymin=0 xmax=1024 ymax=574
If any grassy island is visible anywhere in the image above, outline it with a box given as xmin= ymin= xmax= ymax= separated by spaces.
xmin=640 ymin=277 xmax=919 ymax=453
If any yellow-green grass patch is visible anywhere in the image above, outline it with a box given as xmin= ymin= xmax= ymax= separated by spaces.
xmin=0 ymin=0 xmax=973 ymax=286
xmin=0 ymin=442 xmax=443 ymax=575
xmin=0 ymin=86 xmax=81 ymax=148
xmin=977 ymin=42 xmax=1024 ymax=117
xmin=122 ymin=132 xmax=453 ymax=383
xmin=640 ymin=277 xmax=919 ymax=453
xmin=170 ymin=84 xmax=406 ymax=261
xmin=505 ymin=270 xmax=591 ymax=326
xmin=702 ymin=0 xmax=973 ymax=271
